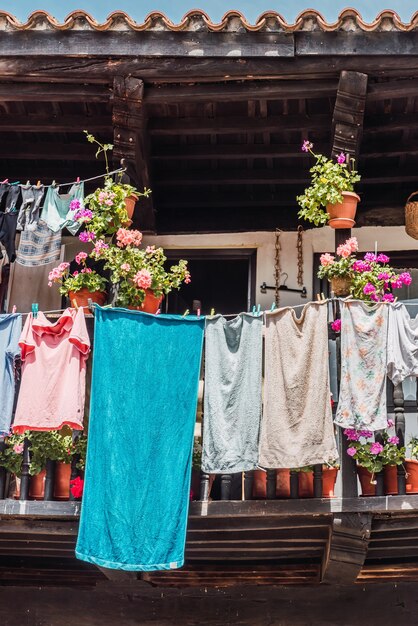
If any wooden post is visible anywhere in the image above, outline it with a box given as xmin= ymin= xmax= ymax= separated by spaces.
xmin=220 ymin=474 xmax=232 ymax=500
xmin=290 ymin=470 xmax=299 ymax=499
xmin=43 ymin=459 xmax=56 ymax=501
xmin=112 ymin=76 xmax=155 ymax=233
xmin=0 ymin=440 xmax=6 ymax=500
xmin=266 ymin=469 xmax=276 ymax=499
xmin=243 ymin=470 xmax=254 ymax=500
xmin=19 ymin=437 xmax=30 ymax=501
xmin=313 ymin=464 xmax=323 ymax=498
xmin=394 ymin=382 xmax=406 ymax=495
xmin=332 ymin=71 xmax=368 ymax=499
xmin=199 ymin=472 xmax=211 ymax=502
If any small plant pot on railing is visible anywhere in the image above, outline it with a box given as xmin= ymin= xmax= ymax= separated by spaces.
xmin=68 ymin=289 xmax=107 ymax=310
xmin=330 ymin=276 xmax=351 ymax=297
xmin=127 ymin=290 xmax=163 ymax=314
xmin=252 ymin=467 xmax=338 ymax=499
xmin=298 ymin=467 xmax=338 ymax=498
xmin=54 ymin=462 xmax=71 ymax=500
xmin=383 ymin=465 xmax=399 ymax=495
xmin=357 ymin=466 xmax=376 ymax=496
xmin=406 ymin=459 xmax=418 ymax=493
xmin=252 ymin=469 xmax=291 ymax=499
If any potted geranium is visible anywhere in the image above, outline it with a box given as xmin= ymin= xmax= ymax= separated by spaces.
xmin=30 ymin=431 xmax=73 ymax=500
xmin=297 ymin=141 xmax=361 ymax=228
xmin=81 ymin=132 xmax=151 ymax=238
xmin=48 ymin=252 xmax=108 ymax=309
xmin=92 ymin=228 xmax=191 ymax=312
xmin=318 ymin=237 xmax=412 ymax=300
xmin=345 ymin=428 xmax=405 ymax=496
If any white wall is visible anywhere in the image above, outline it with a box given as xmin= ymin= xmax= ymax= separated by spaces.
xmin=142 ymin=226 xmax=418 ymax=310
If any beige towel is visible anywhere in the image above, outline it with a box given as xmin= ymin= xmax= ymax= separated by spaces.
xmin=259 ymin=302 xmax=338 ymax=469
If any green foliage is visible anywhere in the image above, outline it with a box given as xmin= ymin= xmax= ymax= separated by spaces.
xmin=297 ymin=149 xmax=361 ymax=226
xmin=409 ymin=437 xmax=418 ymax=461
xmin=192 ymin=437 xmax=202 ymax=470
xmin=346 ymin=431 xmax=405 ymax=475
xmin=0 ymin=431 xmax=73 ymax=477
xmin=72 ymin=434 xmax=87 ymax=471
xmin=60 ymin=270 xmax=108 ymax=297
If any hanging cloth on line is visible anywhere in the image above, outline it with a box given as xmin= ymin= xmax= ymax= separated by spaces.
xmin=76 ymin=307 xmax=205 ymax=571
xmin=259 ymin=302 xmax=338 ymax=469
xmin=387 ymin=302 xmax=418 ymax=386
xmin=0 ymin=314 xmax=22 ymax=436
xmin=12 ymin=308 xmax=90 ymax=433
xmin=41 ymin=182 xmax=84 ymax=235
xmin=202 ymin=313 xmax=263 ymax=474
xmin=17 ymin=184 xmax=45 ymax=232
xmin=335 ymin=301 xmax=388 ymax=431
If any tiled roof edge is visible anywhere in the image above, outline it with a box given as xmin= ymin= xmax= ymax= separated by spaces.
xmin=0 ymin=8 xmax=417 ymax=33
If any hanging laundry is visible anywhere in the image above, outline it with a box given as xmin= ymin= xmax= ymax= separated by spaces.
xmin=0 ymin=184 xmax=21 ymax=263
xmin=259 ymin=302 xmax=338 ymax=469
xmin=202 ymin=313 xmax=262 ymax=474
xmin=8 ymin=219 xmax=63 ymax=313
xmin=41 ymin=182 xmax=84 ymax=235
xmin=12 ymin=308 xmax=90 ymax=433
xmin=76 ymin=307 xmax=204 ymax=571
xmin=387 ymin=302 xmax=418 ymax=386
xmin=0 ymin=314 xmax=22 ymax=435
xmin=17 ymin=184 xmax=45 ymax=232
xmin=335 ymin=301 xmax=388 ymax=431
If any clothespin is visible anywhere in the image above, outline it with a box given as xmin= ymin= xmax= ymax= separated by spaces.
xmin=257 ymin=304 xmax=261 ymax=315
xmin=393 ymin=296 xmax=398 ymax=304
xmin=11 ymin=305 xmax=16 ymax=313
xmin=10 ymin=181 xmax=20 ymax=186
xmin=270 ymin=302 xmax=276 ymax=311
xmin=36 ymin=180 xmax=41 ymax=188
xmin=72 ymin=299 xmax=79 ymax=310
xmin=87 ymin=298 xmax=94 ymax=314
xmin=316 ymin=294 xmax=321 ymax=302
xmin=252 ymin=305 xmax=256 ymax=314
xmin=321 ymin=292 xmax=326 ymax=301
xmin=183 ymin=309 xmax=189 ymax=317
xmin=1 ymin=179 xmax=8 ymax=184
xmin=156 ymin=308 xmax=161 ymax=315
xmin=76 ymin=176 xmax=80 ymax=184
xmin=197 ymin=308 xmax=201 ymax=318
xmin=31 ymin=303 xmax=38 ymax=319
xmin=210 ymin=308 xmax=215 ymax=316
xmin=26 ymin=180 xmax=30 ymax=186
xmin=51 ymin=180 xmax=56 ymax=187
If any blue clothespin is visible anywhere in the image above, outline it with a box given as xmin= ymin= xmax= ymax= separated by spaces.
xmin=270 ymin=302 xmax=276 ymax=311
xmin=257 ymin=304 xmax=261 ymax=315
xmin=252 ymin=305 xmax=256 ymax=314
xmin=31 ymin=303 xmax=38 ymax=319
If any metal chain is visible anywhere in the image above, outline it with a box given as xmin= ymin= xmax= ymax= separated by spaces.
xmin=274 ymin=228 xmax=282 ymax=306
xmin=297 ymin=225 xmax=304 ymax=287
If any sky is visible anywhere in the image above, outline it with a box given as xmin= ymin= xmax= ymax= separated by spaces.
xmin=5 ymin=1 xmax=418 ymax=23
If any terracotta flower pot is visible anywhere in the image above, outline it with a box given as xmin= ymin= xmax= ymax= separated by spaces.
xmin=68 ymin=289 xmax=106 ymax=310
xmin=29 ymin=470 xmax=46 ymax=500
xmin=406 ymin=459 xmax=418 ymax=494
xmin=54 ymin=462 xmax=71 ymax=501
xmin=327 ymin=191 xmax=360 ymax=229
xmin=127 ymin=289 xmax=163 ymax=314
xmin=322 ymin=467 xmax=338 ymax=498
xmin=298 ymin=471 xmax=314 ymax=498
xmin=330 ymin=276 xmax=351 ymax=297
xmin=124 ymin=194 xmax=137 ymax=220
xmin=384 ymin=464 xmax=399 ymax=495
xmin=252 ymin=469 xmax=291 ymax=499
xmin=357 ymin=465 xmax=376 ymax=496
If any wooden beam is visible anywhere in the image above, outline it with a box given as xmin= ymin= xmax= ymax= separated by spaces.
xmin=152 ymin=144 xmax=329 ymax=161
xmin=0 ymin=143 xmax=105 ymax=161
xmin=321 ymin=513 xmax=372 ymax=584
xmin=331 ymin=70 xmax=368 ymax=159
xmin=0 ymin=83 xmax=110 ymax=101
xmin=112 ymin=76 xmax=155 ymax=232
xmin=0 ymin=117 xmax=110 ymax=132
xmin=368 ymin=78 xmax=418 ymax=101
xmin=149 ymin=114 xmax=331 ymax=135
xmin=145 ymin=79 xmax=338 ymax=104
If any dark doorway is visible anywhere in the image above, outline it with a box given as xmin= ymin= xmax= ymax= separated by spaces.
xmin=164 ymin=249 xmax=257 ymax=315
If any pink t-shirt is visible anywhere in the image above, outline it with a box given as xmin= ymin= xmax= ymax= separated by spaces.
xmin=13 ymin=308 xmax=90 ymax=433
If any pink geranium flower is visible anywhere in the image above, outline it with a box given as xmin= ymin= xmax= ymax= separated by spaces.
xmin=336 ymin=243 xmax=352 ymax=258
xmin=370 ymin=442 xmax=384 ymax=455
xmin=388 ymin=436 xmax=399 ymax=445
xmin=363 ymin=283 xmax=376 ymax=295
xmin=301 ymin=140 xmax=313 ymax=152
xmin=337 ymin=153 xmax=346 ymax=164
xmin=320 ymin=253 xmax=335 ymax=267
xmin=133 ymin=269 xmax=152 ymax=290
xmin=13 ymin=443 xmax=24 ymax=454
xmin=347 ymin=447 xmax=357 ymax=457
xmin=116 ymin=228 xmax=143 ymax=248
xmin=331 ymin=319 xmax=341 ymax=333
xmin=399 ymin=272 xmax=412 ymax=286
xmin=75 ymin=251 xmax=88 ymax=265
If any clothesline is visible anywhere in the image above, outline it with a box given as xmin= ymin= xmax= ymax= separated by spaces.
xmin=3 ymin=167 xmax=126 ymax=190
xmin=8 ymin=297 xmax=418 ymax=318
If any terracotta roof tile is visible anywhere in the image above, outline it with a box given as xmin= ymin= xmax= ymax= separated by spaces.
xmin=0 ymin=8 xmax=417 ymax=33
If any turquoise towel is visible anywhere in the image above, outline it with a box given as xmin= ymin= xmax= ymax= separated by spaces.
xmin=76 ymin=307 xmax=204 ymax=571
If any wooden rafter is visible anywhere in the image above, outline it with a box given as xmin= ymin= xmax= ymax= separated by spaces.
xmin=112 ymin=76 xmax=155 ymax=233
xmin=331 ymin=70 xmax=368 ymax=159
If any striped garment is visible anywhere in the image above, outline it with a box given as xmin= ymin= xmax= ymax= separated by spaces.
xmin=16 ymin=219 xmax=61 ymax=267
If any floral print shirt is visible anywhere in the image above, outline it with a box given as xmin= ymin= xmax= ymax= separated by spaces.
xmin=335 ymin=301 xmax=388 ymax=431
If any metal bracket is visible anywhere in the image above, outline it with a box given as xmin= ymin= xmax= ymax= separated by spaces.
xmin=260 ymin=282 xmax=307 ymax=297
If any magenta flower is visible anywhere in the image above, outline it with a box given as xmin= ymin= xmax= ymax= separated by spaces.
xmin=388 ymin=436 xmax=399 ymax=445
xmin=382 ymin=293 xmax=395 ymax=303
xmin=378 ymin=272 xmax=390 ymax=281
xmin=376 ymin=253 xmax=390 ymax=264
xmin=344 ymin=428 xmax=360 ymax=441
xmin=301 ymin=140 xmax=313 ymax=152
xmin=352 ymin=260 xmax=370 ymax=273
xmin=79 ymin=231 xmax=96 ymax=243
xmin=370 ymin=293 xmax=380 ymax=302
xmin=363 ymin=283 xmax=376 ymax=295
xmin=347 ymin=447 xmax=357 ymax=457
xmin=399 ymin=272 xmax=412 ymax=286
xmin=337 ymin=152 xmax=346 ymax=164
xmin=69 ymin=199 xmax=82 ymax=211
xmin=370 ymin=442 xmax=384 ymax=455
xmin=73 ymin=271 xmax=79 ymax=277
xmin=74 ymin=208 xmax=93 ymax=223
xmin=364 ymin=253 xmax=377 ymax=262
xmin=81 ymin=268 xmax=93 ymax=274
xmin=358 ymin=430 xmax=374 ymax=439
xmin=331 ymin=319 xmax=341 ymax=333
xmin=387 ymin=419 xmax=395 ymax=428
xmin=391 ymin=277 xmax=403 ymax=289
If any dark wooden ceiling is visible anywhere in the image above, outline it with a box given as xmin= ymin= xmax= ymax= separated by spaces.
xmin=0 ymin=72 xmax=418 ymax=233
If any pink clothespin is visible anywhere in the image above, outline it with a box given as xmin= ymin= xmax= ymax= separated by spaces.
xmin=197 ymin=308 xmax=201 ymax=317
xmin=1 ymin=179 xmax=8 ymax=184
xmin=76 ymin=176 xmax=80 ymax=183
xmin=11 ymin=305 xmax=17 ymax=313
xmin=156 ymin=308 xmax=161 ymax=315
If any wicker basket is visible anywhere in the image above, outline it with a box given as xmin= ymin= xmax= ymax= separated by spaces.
xmin=405 ymin=191 xmax=418 ymax=239
xmin=330 ymin=276 xmax=351 ymax=297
